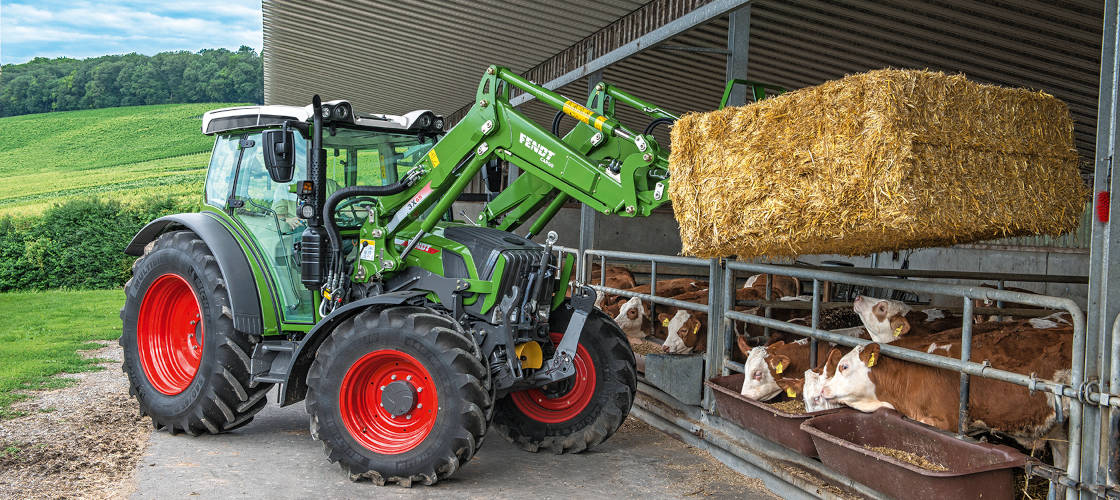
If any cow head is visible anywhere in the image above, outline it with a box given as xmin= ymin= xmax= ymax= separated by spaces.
xmin=820 ymin=343 xmax=893 ymax=413
xmin=853 ymin=296 xmax=912 ymax=343
xmin=802 ymin=349 xmax=844 ymax=412
xmin=661 ymin=310 xmax=693 ymax=354
xmin=739 ymin=343 xmax=783 ymax=400
xmin=774 ymin=376 xmax=804 ymax=402
xmin=613 ymin=297 xmax=645 ymax=337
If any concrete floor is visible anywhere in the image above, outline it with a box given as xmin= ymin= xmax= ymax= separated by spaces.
xmin=131 ymin=394 xmax=776 ymax=499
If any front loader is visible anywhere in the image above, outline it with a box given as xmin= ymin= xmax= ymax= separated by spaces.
xmin=120 ymin=65 xmax=684 ymax=484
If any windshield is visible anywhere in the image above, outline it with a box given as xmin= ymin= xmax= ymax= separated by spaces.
xmin=321 ymin=128 xmax=437 ymax=187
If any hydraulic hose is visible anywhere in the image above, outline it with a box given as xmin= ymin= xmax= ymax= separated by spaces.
xmin=322 ymin=183 xmax=410 ymax=277
xmin=643 ymin=117 xmax=676 ymax=136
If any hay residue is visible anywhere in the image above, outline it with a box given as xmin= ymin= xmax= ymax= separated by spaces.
xmin=865 ymin=445 xmax=948 ymax=472
xmin=669 ymin=68 xmax=1086 ymax=259
xmin=768 ymin=399 xmax=807 ymax=414
xmin=631 ymin=341 xmax=664 ymax=356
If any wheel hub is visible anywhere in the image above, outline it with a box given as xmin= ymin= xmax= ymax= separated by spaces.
xmin=380 ymin=380 xmax=416 ymax=416
xmin=338 ymin=350 xmax=439 ymax=454
xmin=136 ymin=273 xmax=204 ymax=396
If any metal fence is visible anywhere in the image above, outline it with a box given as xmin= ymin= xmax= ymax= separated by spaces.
xmin=554 ymin=244 xmax=1118 ymax=499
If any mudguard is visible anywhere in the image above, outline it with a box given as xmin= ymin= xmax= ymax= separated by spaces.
xmin=277 ymin=291 xmax=430 ymax=406
xmin=125 ymin=213 xmax=263 ymax=335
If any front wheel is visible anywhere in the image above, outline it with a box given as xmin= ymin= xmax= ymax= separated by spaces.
xmin=305 ymin=306 xmax=491 ymax=486
xmin=492 ymin=304 xmax=637 ymax=453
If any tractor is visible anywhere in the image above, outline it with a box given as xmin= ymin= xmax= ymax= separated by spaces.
xmin=120 ymin=65 xmax=678 ymax=485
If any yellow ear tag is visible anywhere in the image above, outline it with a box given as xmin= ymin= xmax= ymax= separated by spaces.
xmin=692 ymin=324 xmax=700 ymax=334
xmin=786 ymin=387 xmax=797 ymax=398
xmin=867 ymin=353 xmax=877 ymax=367
xmin=775 ymin=361 xmax=784 ymax=374
xmin=894 ymin=325 xmax=903 ymax=337
xmin=661 ymin=318 xmax=670 ymax=327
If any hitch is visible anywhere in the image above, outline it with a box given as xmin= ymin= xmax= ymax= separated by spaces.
xmin=530 ymin=283 xmax=596 ymax=385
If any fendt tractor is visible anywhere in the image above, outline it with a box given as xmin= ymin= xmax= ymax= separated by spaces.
xmin=119 ymin=65 xmax=680 ymax=484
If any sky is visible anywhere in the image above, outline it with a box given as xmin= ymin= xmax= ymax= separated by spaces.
xmin=0 ymin=0 xmax=262 ymax=65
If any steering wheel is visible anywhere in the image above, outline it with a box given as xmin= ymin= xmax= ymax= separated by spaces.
xmin=335 ymin=196 xmax=377 ymax=227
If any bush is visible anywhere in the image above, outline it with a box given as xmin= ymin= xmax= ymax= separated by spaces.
xmin=0 ymin=196 xmax=193 ymax=291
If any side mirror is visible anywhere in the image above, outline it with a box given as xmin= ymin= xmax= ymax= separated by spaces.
xmin=262 ymin=129 xmax=295 ymax=183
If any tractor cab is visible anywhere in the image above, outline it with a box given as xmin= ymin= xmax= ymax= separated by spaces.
xmin=199 ymin=102 xmax=445 ymax=324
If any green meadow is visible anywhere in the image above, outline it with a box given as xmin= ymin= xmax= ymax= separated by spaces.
xmin=0 ymin=103 xmax=236 ymax=217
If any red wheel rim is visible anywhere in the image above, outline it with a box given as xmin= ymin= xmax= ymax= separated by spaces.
xmin=511 ymin=332 xmax=597 ymax=424
xmin=339 ymin=350 xmax=439 ymax=454
xmin=137 ymin=273 xmax=204 ymax=395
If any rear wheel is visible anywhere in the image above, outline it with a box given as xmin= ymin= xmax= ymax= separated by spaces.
xmin=492 ymin=305 xmax=637 ymax=453
xmin=305 ymin=306 xmax=491 ymax=486
xmin=120 ymin=230 xmax=271 ymax=435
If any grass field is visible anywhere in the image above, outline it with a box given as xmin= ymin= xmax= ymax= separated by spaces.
xmin=0 ymin=289 xmax=124 ymax=418
xmin=0 ymin=103 xmax=238 ymax=217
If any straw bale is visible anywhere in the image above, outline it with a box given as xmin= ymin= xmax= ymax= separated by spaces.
xmin=669 ymin=69 xmax=1086 ymax=259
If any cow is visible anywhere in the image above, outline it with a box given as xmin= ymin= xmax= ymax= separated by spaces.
xmin=598 ymin=278 xmax=708 ymax=310
xmin=613 ymin=297 xmax=650 ymax=338
xmin=744 ymin=273 xmax=801 ymax=299
xmin=852 ymin=296 xmax=959 ymax=343
xmin=739 ymin=339 xmax=832 ymax=399
xmin=589 ymin=263 xmax=638 ymax=290
xmin=660 ymin=309 xmax=706 ymax=354
xmin=820 ymin=324 xmax=1073 ymax=467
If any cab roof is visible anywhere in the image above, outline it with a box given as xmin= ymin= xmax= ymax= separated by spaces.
xmin=201 ymin=100 xmax=442 ymax=135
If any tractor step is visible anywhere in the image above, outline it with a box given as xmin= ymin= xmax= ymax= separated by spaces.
xmin=250 ymin=340 xmax=299 ymax=387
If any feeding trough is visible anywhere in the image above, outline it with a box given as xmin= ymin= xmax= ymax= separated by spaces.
xmin=801 ymin=408 xmax=1026 ymax=499
xmin=706 ymin=374 xmax=848 ymax=457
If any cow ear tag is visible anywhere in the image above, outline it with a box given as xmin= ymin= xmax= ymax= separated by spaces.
xmin=692 ymin=324 xmax=700 ymax=334
xmin=894 ymin=325 xmax=903 ymax=337
xmin=867 ymin=353 xmax=877 ymax=367
xmin=661 ymin=318 xmax=670 ymax=327
xmin=785 ymin=387 xmax=797 ymax=398
xmin=775 ymin=361 xmax=784 ymax=374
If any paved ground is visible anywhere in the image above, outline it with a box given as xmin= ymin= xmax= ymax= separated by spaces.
xmin=132 ymin=392 xmax=777 ymax=499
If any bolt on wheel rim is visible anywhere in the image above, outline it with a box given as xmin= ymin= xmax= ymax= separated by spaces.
xmin=511 ymin=332 xmax=597 ymax=423
xmin=339 ymin=350 xmax=439 ymax=454
xmin=137 ymin=273 xmax=204 ymax=395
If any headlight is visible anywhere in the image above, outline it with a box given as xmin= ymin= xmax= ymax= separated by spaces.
xmin=320 ymin=106 xmax=331 ymax=119
xmin=333 ymin=104 xmax=349 ymax=121
xmin=434 ymin=117 xmax=445 ymax=130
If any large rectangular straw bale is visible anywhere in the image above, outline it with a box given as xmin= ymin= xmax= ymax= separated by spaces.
xmin=668 ymin=69 xmax=1086 ymax=259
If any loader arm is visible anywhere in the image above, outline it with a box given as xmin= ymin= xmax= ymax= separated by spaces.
xmin=364 ymin=65 xmax=675 ymax=272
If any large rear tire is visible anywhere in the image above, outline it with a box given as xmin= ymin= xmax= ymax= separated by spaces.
xmin=305 ymin=306 xmax=491 ymax=486
xmin=120 ymin=230 xmax=271 ymax=435
xmin=492 ymin=304 xmax=637 ymax=453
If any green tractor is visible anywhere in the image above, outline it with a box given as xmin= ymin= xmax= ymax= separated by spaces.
xmin=119 ymin=65 xmax=676 ymax=484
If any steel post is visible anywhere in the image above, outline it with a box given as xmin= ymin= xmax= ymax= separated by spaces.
xmin=958 ymin=297 xmax=974 ymax=436
xmin=810 ymin=279 xmax=820 ymax=368
xmin=705 ymin=258 xmax=725 ymax=411
xmin=1089 ymin=1 xmax=1120 ymax=494
xmin=725 ymin=4 xmax=750 ymax=107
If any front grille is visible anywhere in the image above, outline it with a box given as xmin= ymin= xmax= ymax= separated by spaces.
xmin=494 ymin=249 xmax=538 ymax=304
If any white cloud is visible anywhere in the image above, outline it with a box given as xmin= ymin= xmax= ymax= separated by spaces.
xmin=1 ymin=0 xmax=262 ymax=64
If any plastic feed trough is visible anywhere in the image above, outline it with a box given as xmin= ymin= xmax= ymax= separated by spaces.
xmin=706 ymin=374 xmax=847 ymax=457
xmin=801 ymin=408 xmax=1027 ymax=500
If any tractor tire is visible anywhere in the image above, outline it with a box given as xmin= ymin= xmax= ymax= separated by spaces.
xmin=492 ymin=304 xmax=637 ymax=454
xmin=305 ymin=306 xmax=491 ymax=486
xmin=120 ymin=230 xmax=271 ymax=435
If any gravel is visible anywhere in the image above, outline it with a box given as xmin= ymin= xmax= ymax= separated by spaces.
xmin=0 ymin=341 xmax=150 ymax=499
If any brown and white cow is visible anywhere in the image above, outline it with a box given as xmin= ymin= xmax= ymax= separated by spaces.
xmin=739 ymin=339 xmax=832 ymax=399
xmin=821 ymin=324 xmax=1073 ymax=466
xmin=613 ymin=297 xmax=650 ymax=338
xmin=852 ymin=296 xmax=959 ymax=343
xmin=659 ymin=309 xmax=707 ymax=354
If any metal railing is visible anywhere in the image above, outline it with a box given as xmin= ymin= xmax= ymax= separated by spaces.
xmin=552 ymin=244 xmax=1117 ymax=499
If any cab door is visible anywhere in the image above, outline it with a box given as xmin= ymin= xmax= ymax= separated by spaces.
xmin=206 ymin=132 xmax=314 ymax=323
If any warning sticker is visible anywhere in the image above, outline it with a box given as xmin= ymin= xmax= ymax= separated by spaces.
xmin=427 ymin=148 xmax=440 ymax=168
xmin=359 ymin=239 xmax=377 ymax=261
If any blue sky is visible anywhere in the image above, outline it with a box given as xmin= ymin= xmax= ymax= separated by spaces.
xmin=1 ymin=1 xmax=261 ymax=65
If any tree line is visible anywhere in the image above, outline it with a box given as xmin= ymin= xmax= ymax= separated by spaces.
xmin=0 ymin=46 xmax=262 ymax=117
